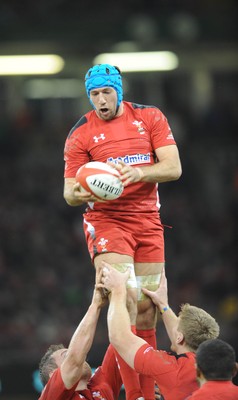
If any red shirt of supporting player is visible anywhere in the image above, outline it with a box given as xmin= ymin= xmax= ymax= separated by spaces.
xmin=134 ymin=343 xmax=198 ymax=400
xmin=64 ymin=101 xmax=176 ymax=215
xmin=186 ymin=380 xmax=238 ymax=399
xmin=39 ymin=345 xmax=122 ymax=400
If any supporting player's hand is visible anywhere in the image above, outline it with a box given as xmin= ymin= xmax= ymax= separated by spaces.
xmin=107 ymin=161 xmax=144 ymax=187
xmin=92 ymin=268 xmax=109 ymax=308
xmin=73 ymin=182 xmax=106 ymax=203
xmin=98 ymin=261 xmax=130 ymax=292
xmin=142 ymin=267 xmax=168 ymax=309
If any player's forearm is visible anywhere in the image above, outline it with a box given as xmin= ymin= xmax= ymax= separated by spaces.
xmin=64 ymin=179 xmax=84 ymax=206
xmin=160 ymin=307 xmax=179 ymax=344
xmin=108 ymin=287 xmax=146 ymax=369
xmin=138 ymin=159 xmax=182 ymax=184
xmin=108 ymin=287 xmax=130 ymax=347
xmin=64 ymin=193 xmax=84 ymax=206
xmin=68 ymin=303 xmax=101 ymax=363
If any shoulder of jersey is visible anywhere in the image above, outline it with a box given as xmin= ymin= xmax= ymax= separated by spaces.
xmin=67 ymin=110 xmax=95 ymax=138
xmin=130 ymin=102 xmax=158 ymax=110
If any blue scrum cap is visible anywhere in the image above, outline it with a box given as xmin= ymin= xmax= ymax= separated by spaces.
xmin=85 ymin=64 xmax=123 ymax=107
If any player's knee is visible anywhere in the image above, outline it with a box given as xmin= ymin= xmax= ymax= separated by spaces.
xmin=137 ymin=301 xmax=157 ymax=329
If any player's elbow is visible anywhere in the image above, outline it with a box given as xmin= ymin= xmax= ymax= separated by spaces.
xmin=109 ymin=329 xmax=133 ymax=358
xmin=109 ymin=330 xmax=125 ymax=352
xmin=168 ymin=161 xmax=182 ymax=181
xmin=63 ymin=191 xmax=80 ymax=207
xmin=109 ymin=330 xmax=120 ymax=348
xmin=63 ymin=192 xmax=73 ymax=206
xmin=173 ymin=164 xmax=182 ymax=180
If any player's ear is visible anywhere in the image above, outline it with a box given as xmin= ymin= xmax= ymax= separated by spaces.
xmin=49 ymin=369 xmax=55 ymax=379
xmin=176 ymin=331 xmax=184 ymax=345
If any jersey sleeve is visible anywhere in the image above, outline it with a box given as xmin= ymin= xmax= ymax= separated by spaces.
xmin=134 ymin=343 xmax=178 ymax=377
xmin=38 ymin=368 xmax=78 ymax=400
xmin=91 ymin=344 xmax=122 ymax=398
xmin=148 ymin=108 xmax=177 ymax=150
xmin=64 ymin=129 xmax=90 ymax=178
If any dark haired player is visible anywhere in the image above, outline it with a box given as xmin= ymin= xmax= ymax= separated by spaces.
xmin=63 ymin=63 xmax=182 ymax=399
xmin=38 ymin=271 xmax=143 ymax=400
xmin=186 ymin=338 xmax=238 ymax=399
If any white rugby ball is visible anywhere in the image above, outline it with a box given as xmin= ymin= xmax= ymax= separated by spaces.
xmin=75 ymin=161 xmax=124 ymax=200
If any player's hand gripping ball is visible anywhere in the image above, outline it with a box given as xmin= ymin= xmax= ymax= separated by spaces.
xmin=76 ymin=161 xmax=124 ymax=200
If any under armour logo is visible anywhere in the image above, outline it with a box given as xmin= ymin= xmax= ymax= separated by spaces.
xmin=93 ymin=133 xmax=105 ymax=143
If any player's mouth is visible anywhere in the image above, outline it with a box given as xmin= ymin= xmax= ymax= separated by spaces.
xmin=100 ymin=107 xmax=109 ymax=115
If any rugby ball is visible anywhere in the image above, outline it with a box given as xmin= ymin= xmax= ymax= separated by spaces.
xmin=75 ymin=161 xmax=124 ymax=200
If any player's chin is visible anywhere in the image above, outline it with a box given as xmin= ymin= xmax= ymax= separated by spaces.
xmin=101 ymin=115 xmax=113 ymax=121
xmin=99 ymin=110 xmax=115 ymax=120
xmin=170 ymin=344 xmax=176 ymax=353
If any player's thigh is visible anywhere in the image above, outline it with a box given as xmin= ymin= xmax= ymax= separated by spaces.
xmin=95 ymin=252 xmax=137 ymax=322
xmin=94 ymin=252 xmax=134 ymax=270
xmin=135 ymin=262 xmax=164 ymax=276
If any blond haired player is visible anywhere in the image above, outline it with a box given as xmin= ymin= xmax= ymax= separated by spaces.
xmin=100 ymin=263 xmax=220 ymax=400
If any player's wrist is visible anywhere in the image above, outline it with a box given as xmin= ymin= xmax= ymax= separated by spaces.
xmin=160 ymin=305 xmax=170 ymax=315
xmin=111 ymin=284 xmax=127 ymax=297
xmin=135 ymin=167 xmax=144 ymax=181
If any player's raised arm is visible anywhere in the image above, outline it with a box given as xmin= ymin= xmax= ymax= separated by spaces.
xmin=100 ymin=263 xmax=147 ymax=368
xmin=59 ymin=272 xmax=105 ymax=388
xmin=142 ymin=267 xmax=179 ymax=345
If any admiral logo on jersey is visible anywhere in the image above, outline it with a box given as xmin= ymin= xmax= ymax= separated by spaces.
xmin=107 ymin=153 xmax=150 ymax=165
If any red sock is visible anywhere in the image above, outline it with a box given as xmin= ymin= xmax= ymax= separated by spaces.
xmin=136 ymin=328 xmax=157 ymax=400
xmin=113 ymin=325 xmax=143 ymax=400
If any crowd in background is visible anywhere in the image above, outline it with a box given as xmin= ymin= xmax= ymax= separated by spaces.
xmin=0 ymin=68 xmax=237 ymax=394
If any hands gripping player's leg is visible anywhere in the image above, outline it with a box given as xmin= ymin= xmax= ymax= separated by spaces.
xmin=94 ymin=253 xmax=143 ymax=400
xmin=85 ymin=214 xmax=164 ymax=399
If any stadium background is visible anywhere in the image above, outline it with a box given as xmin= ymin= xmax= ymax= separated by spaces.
xmin=0 ymin=0 xmax=237 ymax=398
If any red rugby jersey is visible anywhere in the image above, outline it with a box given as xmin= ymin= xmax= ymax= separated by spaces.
xmin=64 ymin=101 xmax=176 ymax=214
xmin=186 ymin=380 xmax=238 ymax=399
xmin=134 ymin=343 xmax=198 ymax=400
xmin=39 ymin=345 xmax=122 ymax=400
